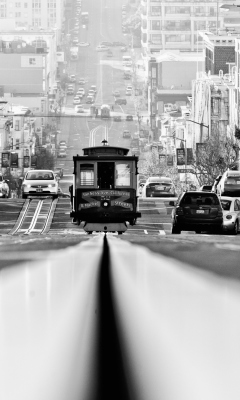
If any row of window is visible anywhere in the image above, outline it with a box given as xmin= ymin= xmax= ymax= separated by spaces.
xmin=79 ymin=163 xmax=131 ymax=188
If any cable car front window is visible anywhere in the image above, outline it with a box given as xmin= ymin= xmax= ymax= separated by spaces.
xmin=115 ymin=163 xmax=130 ymax=187
xmin=80 ymin=164 xmax=94 ymax=186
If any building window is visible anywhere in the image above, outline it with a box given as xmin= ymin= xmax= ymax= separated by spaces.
xmin=24 ymin=2 xmax=28 ymax=7
xmin=15 ymin=12 xmax=21 ymax=17
xmin=15 ymin=2 xmax=21 ymax=7
xmin=15 ymin=139 xmax=20 ymax=149
xmin=15 ymin=120 xmax=20 ymax=131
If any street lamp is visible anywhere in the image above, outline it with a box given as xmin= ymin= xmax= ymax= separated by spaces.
xmin=187 ymin=119 xmax=209 ymax=141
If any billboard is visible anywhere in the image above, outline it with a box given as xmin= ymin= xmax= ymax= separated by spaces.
xmin=159 ymin=154 xmax=166 ymax=165
xmin=1 ymin=152 xmax=10 ymax=167
xmin=23 ymin=156 xmax=30 ymax=168
xmin=176 ymin=148 xmax=185 ymax=166
xmin=31 ymin=155 xmax=37 ymax=168
xmin=196 ymin=143 xmax=206 ymax=157
xmin=10 ymin=153 xmax=18 ymax=168
xmin=187 ymin=148 xmax=194 ymax=165
xmin=167 ymin=154 xmax=174 ymax=166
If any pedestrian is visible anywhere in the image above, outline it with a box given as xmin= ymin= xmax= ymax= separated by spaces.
xmin=10 ymin=179 xmax=17 ymax=198
xmin=112 ymin=105 xmax=114 ymax=111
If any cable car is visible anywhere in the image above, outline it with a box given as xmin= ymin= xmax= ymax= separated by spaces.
xmin=70 ymin=141 xmax=141 ymax=234
xmin=100 ymin=104 xmax=111 ymax=119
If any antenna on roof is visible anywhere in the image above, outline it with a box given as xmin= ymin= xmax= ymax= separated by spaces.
xmin=102 ymin=139 xmax=108 ymax=146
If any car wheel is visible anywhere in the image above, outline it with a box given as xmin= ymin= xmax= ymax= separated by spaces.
xmin=230 ymin=220 xmax=239 ymax=235
xmin=172 ymin=222 xmax=181 ymax=234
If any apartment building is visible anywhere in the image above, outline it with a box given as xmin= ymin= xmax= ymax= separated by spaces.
xmin=141 ymin=0 xmax=238 ymax=55
xmin=0 ymin=0 xmax=66 ymax=31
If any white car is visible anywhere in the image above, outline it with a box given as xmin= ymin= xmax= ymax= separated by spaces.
xmin=75 ymin=105 xmax=84 ymax=113
xmin=78 ymin=42 xmax=90 ymax=47
xmin=0 ymin=177 xmax=9 ymax=198
xmin=22 ymin=170 xmax=59 ymax=199
xmin=73 ymin=96 xmax=81 ymax=104
xmin=78 ymin=87 xmax=85 ymax=93
xmin=90 ymin=85 xmax=97 ymax=93
xmin=96 ymin=45 xmax=109 ymax=51
xmin=88 ymin=90 xmax=95 ymax=97
xmin=69 ymin=75 xmax=76 ymax=82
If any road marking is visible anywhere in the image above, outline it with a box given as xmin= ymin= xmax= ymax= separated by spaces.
xmin=144 ymin=230 xmax=148 ymax=234
xmin=159 ymin=230 xmax=166 ymax=235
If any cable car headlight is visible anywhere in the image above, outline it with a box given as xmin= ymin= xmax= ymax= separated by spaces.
xmin=101 ymin=200 xmax=110 ymax=208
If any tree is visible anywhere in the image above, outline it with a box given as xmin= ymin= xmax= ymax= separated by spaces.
xmin=36 ymin=149 xmax=55 ymax=170
xmin=139 ymin=151 xmax=183 ymax=194
xmin=190 ymin=130 xmax=238 ymax=185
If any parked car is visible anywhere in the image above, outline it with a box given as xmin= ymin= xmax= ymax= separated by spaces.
xmin=199 ymin=185 xmax=213 ymax=191
xmin=120 ymin=46 xmax=127 ymax=52
xmin=142 ymin=177 xmax=176 ymax=198
xmin=216 ymin=170 xmax=240 ymax=196
xmin=22 ymin=170 xmax=59 ymax=199
xmin=115 ymin=98 xmax=127 ymax=105
xmin=0 ymin=176 xmax=9 ymax=198
xmin=123 ymin=130 xmax=131 ymax=138
xmin=220 ymin=196 xmax=240 ymax=235
xmin=126 ymin=115 xmax=133 ymax=121
xmin=171 ymin=191 xmax=223 ymax=234
xmin=79 ymin=78 xmax=87 ymax=85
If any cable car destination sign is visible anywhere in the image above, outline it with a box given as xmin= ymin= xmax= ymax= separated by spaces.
xmin=79 ymin=190 xmax=133 ymax=210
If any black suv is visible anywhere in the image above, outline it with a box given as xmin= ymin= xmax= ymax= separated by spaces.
xmin=171 ymin=191 xmax=223 ymax=234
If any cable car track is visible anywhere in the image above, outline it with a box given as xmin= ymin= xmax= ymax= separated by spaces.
xmin=9 ymin=198 xmax=58 ymax=236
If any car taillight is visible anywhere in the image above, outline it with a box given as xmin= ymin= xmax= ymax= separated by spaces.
xmin=176 ymin=206 xmax=183 ymax=215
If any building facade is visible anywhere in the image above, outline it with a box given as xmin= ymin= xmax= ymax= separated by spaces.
xmin=141 ymin=0 xmax=239 ymax=55
xmin=0 ymin=0 xmax=66 ymax=31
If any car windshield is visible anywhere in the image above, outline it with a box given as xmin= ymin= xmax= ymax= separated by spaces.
xmin=226 ymin=176 xmax=240 ymax=184
xmin=220 ymin=200 xmax=232 ymax=210
xmin=26 ymin=172 xmax=54 ymax=180
xmin=181 ymin=193 xmax=220 ymax=205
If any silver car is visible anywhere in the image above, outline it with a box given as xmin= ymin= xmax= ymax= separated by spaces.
xmin=220 ymin=196 xmax=240 ymax=235
xmin=22 ymin=170 xmax=59 ymax=199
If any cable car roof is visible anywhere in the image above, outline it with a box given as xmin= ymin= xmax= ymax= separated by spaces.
xmin=82 ymin=146 xmax=130 ymax=156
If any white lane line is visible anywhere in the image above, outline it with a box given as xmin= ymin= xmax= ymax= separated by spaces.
xmin=159 ymin=230 xmax=166 ymax=235
xmin=144 ymin=230 xmax=148 ymax=234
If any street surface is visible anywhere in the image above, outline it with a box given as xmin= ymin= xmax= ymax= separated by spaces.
xmin=1 ymin=1 xmax=240 ymax=399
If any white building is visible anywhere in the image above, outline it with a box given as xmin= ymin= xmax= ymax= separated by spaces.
xmin=0 ymin=0 xmax=66 ymax=32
